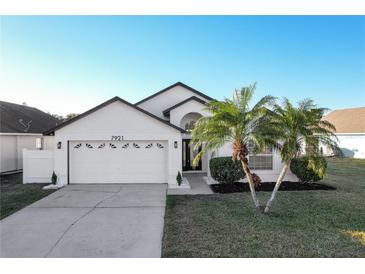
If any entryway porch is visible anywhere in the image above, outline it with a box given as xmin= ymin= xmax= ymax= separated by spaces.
xmin=167 ymin=173 xmax=213 ymax=195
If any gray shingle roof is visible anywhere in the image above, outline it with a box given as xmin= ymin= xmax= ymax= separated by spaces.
xmin=0 ymin=101 xmax=60 ymax=134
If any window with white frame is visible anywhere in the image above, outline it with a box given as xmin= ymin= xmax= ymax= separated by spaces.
xmin=248 ymin=144 xmax=273 ymax=170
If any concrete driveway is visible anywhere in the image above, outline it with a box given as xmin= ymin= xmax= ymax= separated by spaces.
xmin=0 ymin=184 xmax=167 ymax=258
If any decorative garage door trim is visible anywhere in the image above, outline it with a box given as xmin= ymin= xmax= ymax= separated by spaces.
xmin=69 ymin=140 xmax=168 ymax=184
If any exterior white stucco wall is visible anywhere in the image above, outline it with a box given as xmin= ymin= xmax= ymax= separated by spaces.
xmin=337 ymin=134 xmax=365 ymax=158
xmin=53 ymin=101 xmax=182 ymax=186
xmin=169 ymin=99 xmax=210 ymax=127
xmin=322 ymin=134 xmax=365 ymax=159
xmin=0 ymin=134 xmax=54 ymax=173
xmin=214 ymin=142 xmax=299 ymax=182
xmin=43 ymin=136 xmax=55 ymax=150
xmin=137 ymin=85 xmax=210 ymax=119
xmin=0 ymin=135 xmax=17 ymax=173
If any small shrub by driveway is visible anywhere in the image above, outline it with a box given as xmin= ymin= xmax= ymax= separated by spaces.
xmin=0 ymin=173 xmax=57 ymax=220
xmin=162 ymin=158 xmax=365 ymax=257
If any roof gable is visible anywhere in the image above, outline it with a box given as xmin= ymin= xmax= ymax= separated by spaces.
xmin=163 ymin=96 xmax=208 ymax=117
xmin=0 ymin=101 xmax=60 ymax=134
xmin=44 ymin=96 xmax=185 ymax=135
xmin=135 ymin=82 xmax=213 ymax=105
xmin=323 ymin=107 xmax=365 ymax=133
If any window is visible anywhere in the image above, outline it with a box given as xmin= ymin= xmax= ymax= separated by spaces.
xmin=249 ymin=155 xmax=273 ymax=170
xmin=184 ymin=121 xmax=196 ymax=133
xmin=248 ymin=144 xmax=273 ymax=170
xmin=35 ymin=138 xmax=43 ymax=149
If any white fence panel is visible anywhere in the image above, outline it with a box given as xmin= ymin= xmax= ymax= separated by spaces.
xmin=23 ymin=149 xmax=54 ymax=184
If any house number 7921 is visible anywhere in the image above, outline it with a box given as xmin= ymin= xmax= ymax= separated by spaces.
xmin=111 ymin=136 xmax=123 ymax=141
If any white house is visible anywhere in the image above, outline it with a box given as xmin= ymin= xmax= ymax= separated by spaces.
xmin=323 ymin=107 xmax=365 ymax=159
xmin=23 ymin=82 xmax=298 ymax=186
xmin=0 ymin=101 xmax=58 ymax=174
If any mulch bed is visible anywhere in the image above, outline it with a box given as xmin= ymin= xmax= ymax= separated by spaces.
xmin=210 ymin=181 xmax=336 ymax=194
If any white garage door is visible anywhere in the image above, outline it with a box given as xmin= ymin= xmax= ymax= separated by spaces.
xmin=70 ymin=140 xmax=168 ymax=184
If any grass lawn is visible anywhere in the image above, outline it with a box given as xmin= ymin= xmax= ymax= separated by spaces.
xmin=0 ymin=173 xmax=57 ymax=220
xmin=162 ymin=158 xmax=365 ymax=257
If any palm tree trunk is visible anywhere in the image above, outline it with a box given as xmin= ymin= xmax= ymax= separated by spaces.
xmin=264 ymin=163 xmax=289 ymax=213
xmin=240 ymin=160 xmax=261 ymax=212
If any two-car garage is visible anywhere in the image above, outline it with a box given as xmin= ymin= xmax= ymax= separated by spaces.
xmin=39 ymin=96 xmax=183 ymax=186
xmin=69 ymin=140 xmax=168 ymax=184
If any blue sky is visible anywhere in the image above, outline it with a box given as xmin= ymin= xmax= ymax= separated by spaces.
xmin=1 ymin=16 xmax=364 ymax=115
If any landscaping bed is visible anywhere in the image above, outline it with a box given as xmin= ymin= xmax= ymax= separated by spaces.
xmin=210 ymin=181 xmax=336 ymax=193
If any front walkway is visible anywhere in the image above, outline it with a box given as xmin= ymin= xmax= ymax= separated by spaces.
xmin=0 ymin=184 xmax=166 ymax=258
xmin=167 ymin=173 xmax=213 ymax=195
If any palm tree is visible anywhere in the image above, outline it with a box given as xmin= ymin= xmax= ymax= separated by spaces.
xmin=191 ymin=83 xmax=276 ymax=212
xmin=263 ymin=98 xmax=338 ymax=213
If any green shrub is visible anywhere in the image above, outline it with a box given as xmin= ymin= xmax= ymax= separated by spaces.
xmin=51 ymin=171 xmax=57 ymax=185
xmin=176 ymin=171 xmax=182 ymax=186
xmin=210 ymin=157 xmax=245 ymax=184
xmin=290 ymin=156 xmax=327 ymax=183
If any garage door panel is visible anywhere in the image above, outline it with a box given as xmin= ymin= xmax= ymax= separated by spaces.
xmin=70 ymin=141 xmax=167 ymax=184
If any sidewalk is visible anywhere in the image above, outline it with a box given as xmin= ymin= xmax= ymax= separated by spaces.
xmin=167 ymin=173 xmax=213 ymax=195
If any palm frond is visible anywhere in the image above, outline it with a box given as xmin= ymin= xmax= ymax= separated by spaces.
xmin=272 ymin=96 xmax=340 ymax=162
xmin=191 ymin=82 xmax=276 ymax=166
xmin=298 ymin=98 xmax=316 ymax=111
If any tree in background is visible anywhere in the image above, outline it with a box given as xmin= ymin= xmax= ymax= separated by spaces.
xmin=48 ymin=113 xmax=79 ymax=122
xmin=64 ymin=113 xmax=78 ymax=121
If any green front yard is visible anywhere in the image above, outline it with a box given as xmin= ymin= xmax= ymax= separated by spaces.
xmin=0 ymin=173 xmax=57 ymax=220
xmin=162 ymin=158 xmax=365 ymax=257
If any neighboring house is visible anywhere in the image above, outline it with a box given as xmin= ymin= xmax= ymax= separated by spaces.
xmin=0 ymin=101 xmax=59 ymax=173
xmin=25 ymin=82 xmax=298 ymax=185
xmin=323 ymin=107 xmax=365 ymax=159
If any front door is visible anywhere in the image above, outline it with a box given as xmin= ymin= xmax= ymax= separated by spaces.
xmin=182 ymin=139 xmax=202 ymax=171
